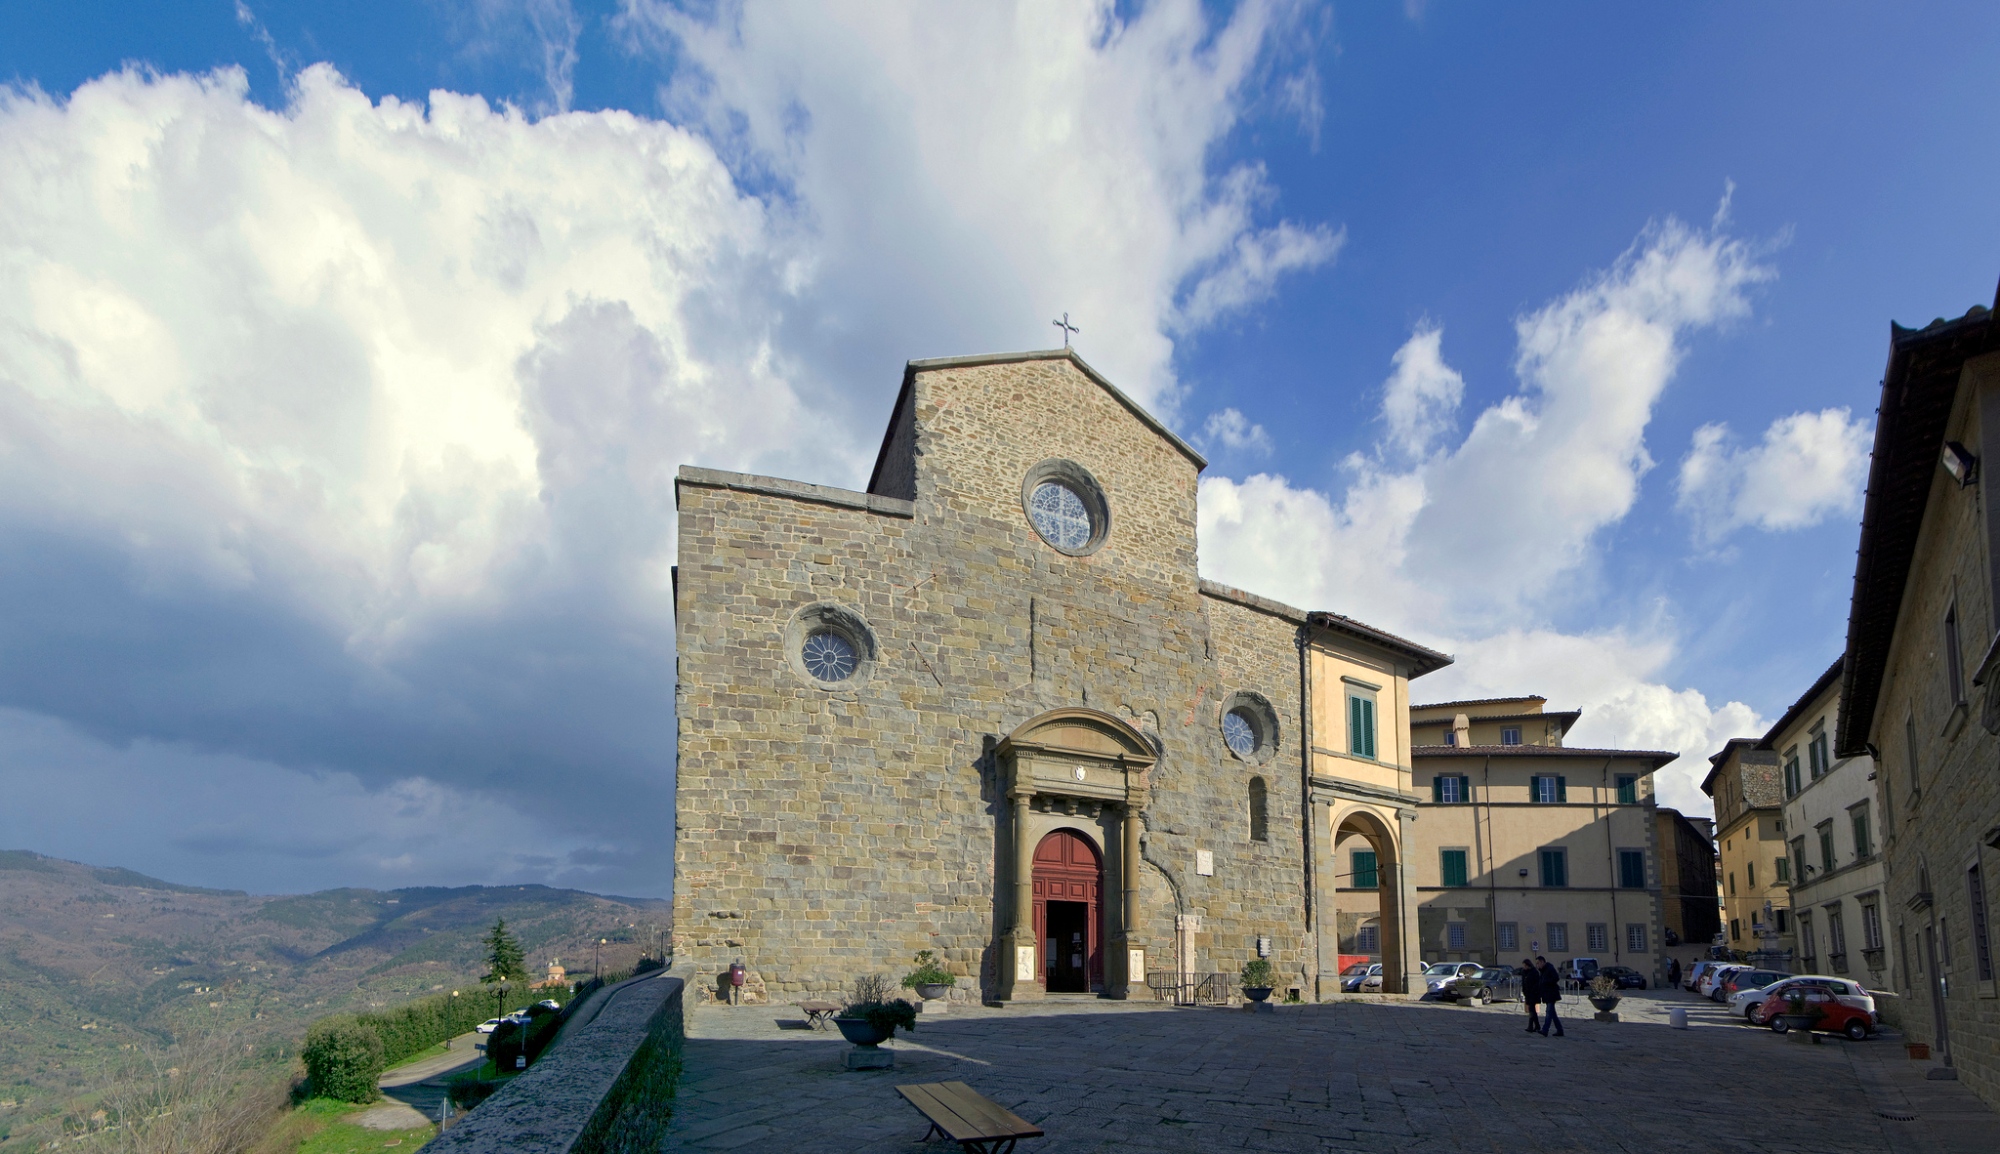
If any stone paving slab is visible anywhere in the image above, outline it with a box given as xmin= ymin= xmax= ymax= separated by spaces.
xmin=661 ymin=992 xmax=1997 ymax=1153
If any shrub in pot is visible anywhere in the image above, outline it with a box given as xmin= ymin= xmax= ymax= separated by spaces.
xmin=1240 ymin=958 xmax=1277 ymax=1002
xmin=1587 ymin=974 xmax=1621 ymax=1012
xmin=900 ymin=950 xmax=957 ymax=1000
xmin=835 ymin=974 xmax=917 ymax=1046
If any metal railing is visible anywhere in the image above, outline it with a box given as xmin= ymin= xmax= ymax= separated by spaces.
xmin=1145 ymin=972 xmax=1234 ymax=1006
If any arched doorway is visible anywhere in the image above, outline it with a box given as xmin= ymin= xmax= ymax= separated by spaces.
xmin=1333 ymin=807 xmax=1405 ymax=994
xmin=1033 ymin=829 xmax=1103 ymax=992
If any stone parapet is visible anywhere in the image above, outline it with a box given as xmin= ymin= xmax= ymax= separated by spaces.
xmin=422 ymin=971 xmax=684 ymax=1154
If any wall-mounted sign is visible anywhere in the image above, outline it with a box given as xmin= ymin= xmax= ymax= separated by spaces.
xmin=1196 ymin=849 xmax=1214 ymax=876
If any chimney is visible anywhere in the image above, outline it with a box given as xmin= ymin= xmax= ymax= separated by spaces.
xmin=1452 ymin=713 xmax=1472 ymax=748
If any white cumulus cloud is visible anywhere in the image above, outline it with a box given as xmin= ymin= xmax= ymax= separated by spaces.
xmin=1676 ymin=408 xmax=1872 ymax=543
xmin=1379 ymin=323 xmax=1463 ymax=459
xmin=1202 ymin=407 xmax=1274 ymax=455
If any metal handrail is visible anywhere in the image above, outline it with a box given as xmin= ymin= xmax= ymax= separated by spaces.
xmin=1144 ymin=971 xmax=1234 ymax=1006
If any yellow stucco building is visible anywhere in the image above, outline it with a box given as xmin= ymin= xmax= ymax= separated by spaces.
xmin=1703 ymin=738 xmax=1793 ymax=961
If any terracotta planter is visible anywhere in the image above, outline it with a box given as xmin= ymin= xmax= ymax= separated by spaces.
xmin=1906 ymin=1042 xmax=1930 ymax=1060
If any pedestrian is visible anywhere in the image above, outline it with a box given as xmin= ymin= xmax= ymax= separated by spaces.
xmin=1518 ymin=957 xmax=1541 ymax=1034
xmin=1534 ymin=955 xmax=1565 ymax=1037
xmin=1667 ymin=957 xmax=1682 ymax=990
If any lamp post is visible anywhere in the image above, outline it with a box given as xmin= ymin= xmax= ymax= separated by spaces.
xmin=596 ymin=938 xmax=606 ymax=981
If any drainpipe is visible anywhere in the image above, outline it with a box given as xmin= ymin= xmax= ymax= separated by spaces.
xmin=1295 ymin=625 xmax=1321 ymax=995
xmin=1603 ymin=757 xmax=1619 ymax=967
xmin=1482 ymin=755 xmax=1496 ymax=962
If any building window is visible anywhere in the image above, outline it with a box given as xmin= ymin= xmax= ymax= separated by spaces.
xmin=1790 ymin=837 xmax=1806 ymax=886
xmin=1500 ymin=726 xmax=1522 ymax=746
xmin=1849 ymin=804 xmax=1871 ymax=860
xmin=1799 ymin=912 xmax=1816 ymax=966
xmin=1626 ymin=924 xmax=1647 ymax=953
xmin=1817 ymin=821 xmax=1835 ymax=875
xmin=1447 ymin=922 xmax=1467 ymax=950
xmin=1440 ymin=849 xmax=1469 ymax=888
xmin=1223 ymin=710 xmax=1258 ymax=757
xmin=1946 ymin=600 xmax=1966 ymax=706
xmin=800 ymin=630 xmax=859 ymax=682
xmin=1498 ymin=922 xmax=1518 ymax=952
xmin=1728 ymin=871 xmax=1736 ymax=896
xmin=1618 ymin=849 xmax=1645 ymax=889
xmin=1547 ymin=923 xmax=1568 ymax=951
xmin=1775 ymin=856 xmax=1790 ymax=882
xmin=1827 ymin=906 xmax=1848 ymax=971
xmin=1748 ymin=860 xmax=1757 ymax=889
xmin=1442 ymin=727 xmax=1457 ymax=746
xmin=1356 ymin=923 xmax=1380 ymax=954
xmin=1730 ymin=918 xmax=1741 ymax=942
xmin=1432 ymin=774 xmax=1469 ymax=804
xmin=1021 ymin=459 xmax=1110 ymax=555
xmin=1808 ymin=725 xmax=1829 ymax=780
xmin=1783 ymin=746 xmax=1801 ymax=797
xmin=1905 ymin=713 xmax=1920 ymax=798
xmin=1247 ymin=777 xmax=1268 ymax=843
xmin=1615 ymin=774 xmax=1637 ymax=804
xmin=1861 ymin=902 xmax=1883 ymax=952
xmin=1538 ymin=847 xmax=1568 ymax=888
xmin=1776 ymin=908 xmax=1789 ymax=933
xmin=1587 ymin=923 xmax=1609 ymax=952
xmin=1531 ymin=775 xmax=1566 ymax=804
xmin=1971 ymin=865 xmax=1994 ymax=983
xmin=1348 ymin=694 xmax=1378 ymax=759
xmin=1351 ymin=850 xmax=1378 ymax=889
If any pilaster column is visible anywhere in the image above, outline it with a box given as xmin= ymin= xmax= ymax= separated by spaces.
xmin=1110 ymin=802 xmax=1142 ymax=999
xmin=1000 ymin=789 xmax=1037 ymax=1000
xmin=1310 ymin=798 xmax=1334 ymax=1000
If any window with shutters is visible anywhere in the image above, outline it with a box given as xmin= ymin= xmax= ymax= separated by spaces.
xmin=1946 ymin=600 xmax=1966 ymax=707
xmin=1500 ymin=726 xmax=1522 ymax=746
xmin=1615 ymin=774 xmax=1637 ymax=804
xmin=1351 ymin=850 xmax=1378 ymax=889
xmin=1432 ymin=774 xmax=1468 ymax=804
xmin=1618 ymin=849 xmax=1645 ymax=889
xmin=1861 ymin=902 xmax=1884 ymax=951
xmin=1817 ymin=821 xmax=1835 ymax=874
xmin=1440 ymin=848 xmax=1469 ymax=888
xmin=1775 ymin=856 xmax=1790 ymax=882
xmin=1586 ymin=923 xmax=1609 ymax=952
xmin=1748 ymin=860 xmax=1756 ymax=889
xmin=1347 ymin=694 xmax=1377 ymax=759
xmin=1356 ymin=922 xmax=1380 ymax=953
xmin=1808 ymin=724 xmax=1829 ymax=779
xmin=1849 ymin=803 xmax=1871 ymax=860
xmin=1497 ymin=922 xmax=1518 ymax=952
xmin=1905 ymin=713 xmax=1920 ymax=798
xmin=1790 ymin=837 xmax=1806 ymax=887
xmin=1971 ymin=865 xmax=1994 ymax=983
xmin=1626 ymin=924 xmax=1647 ymax=953
xmin=1538 ymin=847 xmax=1568 ymax=887
xmin=1798 ymin=911 xmax=1816 ymax=964
xmin=1547 ymin=923 xmax=1569 ymax=951
xmin=1783 ymin=747 xmax=1801 ymax=797
xmin=1531 ymin=775 xmax=1566 ymax=804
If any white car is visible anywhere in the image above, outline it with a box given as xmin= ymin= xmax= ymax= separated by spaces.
xmin=1422 ymin=962 xmax=1483 ymax=996
xmin=1360 ymin=964 xmax=1386 ymax=992
xmin=475 ymin=1018 xmax=503 ymax=1035
xmin=1697 ymin=964 xmax=1746 ymax=999
xmin=1728 ymin=981 xmax=1784 ymax=1022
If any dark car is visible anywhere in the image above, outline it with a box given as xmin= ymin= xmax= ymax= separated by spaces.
xmin=1341 ymin=963 xmax=1380 ymax=993
xmin=1596 ymin=965 xmax=1647 ymax=990
xmin=1445 ymin=965 xmax=1521 ymax=1005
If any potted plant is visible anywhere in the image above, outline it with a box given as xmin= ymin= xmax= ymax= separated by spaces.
xmin=900 ymin=950 xmax=956 ymax=1002
xmin=833 ymin=974 xmax=917 ymax=1048
xmin=1773 ymin=988 xmax=1825 ymax=1037
xmin=1240 ymin=958 xmax=1276 ymax=1003
xmin=1587 ymin=973 xmax=1621 ymax=1013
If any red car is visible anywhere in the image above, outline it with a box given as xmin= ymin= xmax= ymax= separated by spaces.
xmin=1755 ymin=978 xmax=1878 ymax=1039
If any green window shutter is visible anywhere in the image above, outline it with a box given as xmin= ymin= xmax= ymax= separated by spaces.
xmin=1348 ymin=696 xmax=1362 ymax=755
xmin=1431 ymin=776 xmax=1444 ymax=803
xmin=1365 ymin=700 xmax=1377 ymax=758
xmin=1441 ymin=849 xmax=1468 ymax=887
xmin=1353 ymin=850 xmax=1378 ymax=889
xmin=1556 ymin=775 xmax=1567 ymax=803
xmin=1459 ymin=775 xmax=1471 ymax=802
xmin=1616 ymin=775 xmax=1637 ymax=804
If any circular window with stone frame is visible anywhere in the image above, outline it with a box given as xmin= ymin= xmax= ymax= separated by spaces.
xmin=1219 ymin=691 xmax=1280 ymax=765
xmin=784 ymin=601 xmax=878 ymax=691
xmin=1020 ymin=459 xmax=1111 ymax=557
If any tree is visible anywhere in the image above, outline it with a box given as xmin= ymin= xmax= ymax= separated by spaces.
xmin=302 ymin=1016 xmax=385 ymax=1103
xmin=482 ymin=918 xmax=526 ymax=986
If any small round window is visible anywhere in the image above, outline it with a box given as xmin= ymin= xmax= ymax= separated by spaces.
xmin=800 ymin=630 xmax=858 ymax=682
xmin=1219 ymin=691 xmax=1279 ymax=765
xmin=1020 ymin=459 xmax=1110 ymax=556
xmin=1222 ymin=709 xmax=1259 ymax=757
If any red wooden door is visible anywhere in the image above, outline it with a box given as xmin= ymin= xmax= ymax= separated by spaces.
xmin=1031 ymin=829 xmax=1102 ymax=991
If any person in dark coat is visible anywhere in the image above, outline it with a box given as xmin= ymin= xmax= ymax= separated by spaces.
xmin=1668 ymin=957 xmax=1682 ymax=989
xmin=1518 ymin=957 xmax=1541 ymax=1033
xmin=1534 ymin=956 xmax=1565 ymax=1037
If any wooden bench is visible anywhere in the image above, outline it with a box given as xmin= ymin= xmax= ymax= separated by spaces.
xmin=797 ymin=1000 xmax=840 ymax=1030
xmin=896 ymin=1081 xmax=1044 ymax=1153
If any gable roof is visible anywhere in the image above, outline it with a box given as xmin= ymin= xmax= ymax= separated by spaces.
xmin=866 ymin=348 xmax=1207 ymax=496
xmin=1837 ymin=288 xmax=2000 ymax=757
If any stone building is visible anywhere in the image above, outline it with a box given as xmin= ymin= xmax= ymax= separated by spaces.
xmin=671 ymin=349 xmax=1451 ymax=1006
xmin=1402 ymin=696 xmax=1674 ymax=981
xmin=1838 ymin=293 xmax=2000 ymax=1102
xmin=1653 ymin=808 xmax=1722 ymax=956
xmin=1703 ymin=739 xmax=1792 ymax=961
xmin=1768 ymin=659 xmax=1889 ymax=990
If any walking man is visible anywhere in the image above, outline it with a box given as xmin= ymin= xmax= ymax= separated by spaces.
xmin=1667 ymin=957 xmax=1682 ymax=990
xmin=1534 ymin=955 xmax=1565 ymax=1037
xmin=1519 ymin=957 xmax=1541 ymax=1033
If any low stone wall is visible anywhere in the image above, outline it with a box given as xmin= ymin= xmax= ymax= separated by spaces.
xmin=421 ymin=970 xmax=685 ymax=1154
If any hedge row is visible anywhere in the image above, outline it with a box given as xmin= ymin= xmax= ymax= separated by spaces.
xmin=356 ymin=983 xmax=575 ymax=1067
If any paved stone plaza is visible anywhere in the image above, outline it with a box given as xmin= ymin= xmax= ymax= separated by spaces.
xmin=661 ymin=992 xmax=1995 ymax=1153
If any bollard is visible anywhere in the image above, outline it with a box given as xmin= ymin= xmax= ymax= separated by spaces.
xmin=1669 ymin=1006 xmax=1688 ymax=1030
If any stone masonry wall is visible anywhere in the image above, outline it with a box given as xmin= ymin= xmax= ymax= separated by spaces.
xmin=673 ymin=353 xmax=1313 ymax=1004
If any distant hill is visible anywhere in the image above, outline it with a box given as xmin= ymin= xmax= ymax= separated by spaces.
xmin=0 ymin=850 xmax=668 ymax=1151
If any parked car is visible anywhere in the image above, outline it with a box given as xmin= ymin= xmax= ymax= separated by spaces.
xmin=1596 ymin=965 xmax=1647 ymax=990
xmin=1731 ymin=979 xmax=1793 ymax=1024
xmin=536 ymin=999 xmax=563 ymax=1011
xmin=1717 ymin=968 xmax=1790 ymax=1004
xmin=1561 ymin=958 xmax=1600 ymax=985
xmin=1684 ymin=960 xmax=1722 ymax=992
xmin=1756 ymin=978 xmax=1878 ymax=1040
xmin=1338 ymin=962 xmax=1374 ymax=993
xmin=1421 ymin=961 xmax=1485 ymax=997
xmin=1445 ymin=966 xmax=1521 ymax=1005
xmin=1360 ymin=964 xmax=1386 ymax=992
xmin=476 ymin=1018 xmax=503 ymax=1034
xmin=1698 ymin=964 xmax=1748 ymax=999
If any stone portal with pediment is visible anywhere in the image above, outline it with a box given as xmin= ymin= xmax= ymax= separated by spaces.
xmin=994 ymin=707 xmax=1155 ymax=1000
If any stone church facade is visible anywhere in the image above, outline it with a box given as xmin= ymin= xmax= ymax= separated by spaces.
xmin=672 ymin=349 xmax=1450 ymax=1005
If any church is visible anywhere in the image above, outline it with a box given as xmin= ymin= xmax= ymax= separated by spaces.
xmin=671 ymin=349 xmax=1454 ymax=1004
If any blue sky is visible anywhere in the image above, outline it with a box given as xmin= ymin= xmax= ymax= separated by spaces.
xmin=1 ymin=1 xmax=1995 ymax=897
